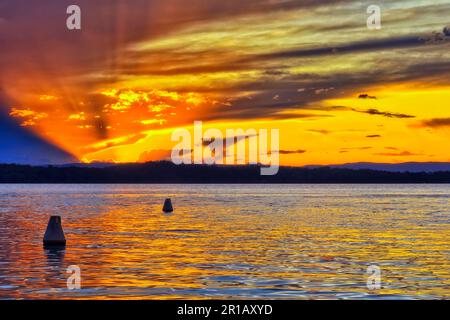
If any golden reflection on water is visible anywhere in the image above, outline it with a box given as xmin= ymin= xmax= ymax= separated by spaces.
xmin=0 ymin=184 xmax=449 ymax=299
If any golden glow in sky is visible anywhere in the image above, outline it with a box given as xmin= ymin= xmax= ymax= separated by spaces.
xmin=1 ymin=0 xmax=449 ymax=165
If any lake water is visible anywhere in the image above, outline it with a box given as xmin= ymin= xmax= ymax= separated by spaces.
xmin=0 ymin=184 xmax=449 ymax=300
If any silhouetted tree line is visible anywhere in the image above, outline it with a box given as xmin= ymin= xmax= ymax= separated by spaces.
xmin=1 ymin=162 xmax=450 ymax=183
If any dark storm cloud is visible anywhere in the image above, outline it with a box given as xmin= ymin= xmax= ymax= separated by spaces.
xmin=204 ymin=108 xmax=329 ymax=121
xmin=395 ymin=61 xmax=450 ymax=84
xmin=202 ymin=134 xmax=258 ymax=149
xmin=293 ymin=102 xmax=416 ymax=119
xmin=341 ymin=147 xmax=372 ymax=151
xmin=444 ymin=26 xmax=450 ymax=37
xmin=374 ymin=150 xmax=422 ymax=156
xmin=251 ymin=36 xmax=424 ymax=61
xmin=338 ymin=146 xmax=372 ymax=154
xmin=133 ymin=64 xmax=250 ymax=77
xmin=359 ymin=94 xmax=377 ymax=99
xmin=119 ymin=35 xmax=430 ymax=78
xmin=266 ymin=149 xmax=306 ymax=156
xmin=419 ymin=118 xmax=450 ymax=128
xmin=308 ymin=129 xmax=331 ymax=135
xmin=319 ymin=106 xmax=415 ymax=119
xmin=276 ymin=149 xmax=307 ymax=155
xmin=356 ymin=108 xmax=415 ymax=119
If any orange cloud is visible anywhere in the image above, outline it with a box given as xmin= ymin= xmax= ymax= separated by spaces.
xmin=9 ymin=108 xmax=48 ymax=126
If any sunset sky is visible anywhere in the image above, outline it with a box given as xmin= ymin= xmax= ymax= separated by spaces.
xmin=0 ymin=0 xmax=449 ymax=165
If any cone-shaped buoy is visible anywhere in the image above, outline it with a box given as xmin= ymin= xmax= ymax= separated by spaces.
xmin=163 ymin=198 xmax=173 ymax=213
xmin=43 ymin=216 xmax=66 ymax=247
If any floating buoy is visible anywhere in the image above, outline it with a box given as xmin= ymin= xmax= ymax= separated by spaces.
xmin=163 ymin=198 xmax=174 ymax=213
xmin=43 ymin=216 xmax=66 ymax=247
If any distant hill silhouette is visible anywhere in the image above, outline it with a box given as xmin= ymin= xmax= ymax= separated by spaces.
xmin=1 ymin=161 xmax=450 ymax=183
xmin=304 ymin=162 xmax=450 ymax=173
